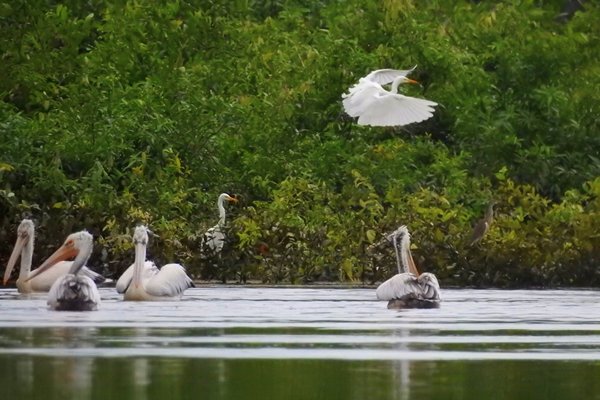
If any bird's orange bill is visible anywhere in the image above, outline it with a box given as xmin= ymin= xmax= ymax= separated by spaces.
xmin=227 ymin=195 xmax=239 ymax=203
xmin=3 ymin=233 xmax=28 ymax=285
xmin=25 ymin=244 xmax=78 ymax=282
xmin=406 ymin=79 xmax=419 ymax=84
xmin=407 ymin=250 xmax=420 ymax=276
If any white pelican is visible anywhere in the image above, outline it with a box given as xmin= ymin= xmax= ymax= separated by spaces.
xmin=200 ymin=193 xmax=238 ymax=258
xmin=3 ymin=219 xmax=106 ymax=293
xmin=116 ymin=225 xmax=194 ymax=301
xmin=376 ymin=225 xmax=441 ymax=309
xmin=25 ymin=230 xmax=101 ymax=311
xmin=342 ymin=67 xmax=438 ymax=127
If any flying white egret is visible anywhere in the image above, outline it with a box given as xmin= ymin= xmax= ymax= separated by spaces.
xmin=376 ymin=225 xmax=441 ymax=309
xmin=25 ymin=230 xmax=101 ymax=311
xmin=200 ymin=193 xmax=238 ymax=258
xmin=116 ymin=225 xmax=194 ymax=301
xmin=342 ymin=66 xmax=438 ymax=127
xmin=3 ymin=219 xmax=106 ymax=293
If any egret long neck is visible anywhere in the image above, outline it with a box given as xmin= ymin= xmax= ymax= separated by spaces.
xmin=133 ymin=241 xmax=147 ymax=287
xmin=390 ymin=77 xmax=403 ymax=94
xmin=217 ymin=197 xmax=227 ymax=227
xmin=68 ymin=243 xmax=92 ymax=275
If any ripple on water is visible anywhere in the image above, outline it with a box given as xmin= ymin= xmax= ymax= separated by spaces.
xmin=0 ymin=287 xmax=599 ymax=361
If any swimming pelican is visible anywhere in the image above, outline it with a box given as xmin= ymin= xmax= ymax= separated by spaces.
xmin=376 ymin=226 xmax=441 ymax=309
xmin=25 ymin=230 xmax=101 ymax=311
xmin=3 ymin=219 xmax=106 ymax=293
xmin=469 ymin=202 xmax=495 ymax=246
xmin=342 ymin=66 xmax=438 ymax=127
xmin=200 ymin=193 xmax=238 ymax=258
xmin=116 ymin=225 xmax=194 ymax=301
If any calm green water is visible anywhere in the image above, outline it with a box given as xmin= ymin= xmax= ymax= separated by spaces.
xmin=0 ymin=287 xmax=599 ymax=400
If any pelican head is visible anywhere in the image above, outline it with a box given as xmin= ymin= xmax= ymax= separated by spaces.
xmin=386 ymin=225 xmax=409 ymax=244
xmin=418 ymin=272 xmax=441 ymax=300
xmin=26 ymin=231 xmax=93 ymax=281
xmin=17 ymin=219 xmax=35 ymax=237
xmin=4 ymin=219 xmax=35 ymax=285
xmin=133 ymin=225 xmax=149 ymax=246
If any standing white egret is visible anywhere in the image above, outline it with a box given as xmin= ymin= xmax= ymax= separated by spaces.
xmin=25 ymin=231 xmax=101 ymax=311
xmin=200 ymin=193 xmax=238 ymax=258
xmin=3 ymin=219 xmax=106 ymax=293
xmin=116 ymin=225 xmax=194 ymax=301
xmin=376 ymin=225 xmax=441 ymax=309
xmin=342 ymin=67 xmax=438 ymax=127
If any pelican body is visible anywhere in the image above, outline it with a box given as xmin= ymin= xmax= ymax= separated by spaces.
xmin=342 ymin=67 xmax=438 ymax=127
xmin=116 ymin=225 xmax=194 ymax=301
xmin=376 ymin=226 xmax=441 ymax=309
xmin=3 ymin=219 xmax=106 ymax=293
xmin=26 ymin=231 xmax=101 ymax=311
xmin=200 ymin=193 xmax=238 ymax=258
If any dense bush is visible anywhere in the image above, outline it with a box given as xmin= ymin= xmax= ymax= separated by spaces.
xmin=0 ymin=0 xmax=598 ymax=287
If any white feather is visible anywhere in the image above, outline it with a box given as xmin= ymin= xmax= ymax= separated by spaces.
xmin=376 ymin=273 xmax=422 ymax=300
xmin=362 ymin=67 xmax=417 ymax=85
xmin=115 ymin=261 xmax=159 ymax=294
xmin=342 ymin=66 xmax=437 ymax=127
xmin=144 ymin=263 xmax=194 ymax=298
xmin=121 ymin=225 xmax=193 ymax=301
xmin=376 ymin=225 xmax=442 ymax=307
xmin=47 ymin=274 xmax=101 ymax=311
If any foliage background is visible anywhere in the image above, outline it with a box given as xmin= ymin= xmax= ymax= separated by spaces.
xmin=0 ymin=0 xmax=598 ymax=287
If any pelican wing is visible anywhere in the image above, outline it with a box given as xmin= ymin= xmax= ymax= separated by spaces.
xmin=363 ymin=67 xmax=417 ymax=85
xmin=79 ymin=266 xmax=107 ymax=284
xmin=116 ymin=261 xmax=159 ymax=294
xmin=418 ymin=272 xmax=442 ymax=300
xmin=144 ymin=263 xmax=193 ymax=298
xmin=376 ymin=273 xmax=422 ymax=301
xmin=357 ymin=94 xmax=437 ymax=127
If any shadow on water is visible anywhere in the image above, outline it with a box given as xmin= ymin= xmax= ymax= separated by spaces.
xmin=0 ymin=287 xmax=599 ymax=399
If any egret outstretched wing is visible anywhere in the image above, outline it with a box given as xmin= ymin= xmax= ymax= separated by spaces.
xmin=342 ymin=66 xmax=437 ymax=127
xmin=363 ymin=67 xmax=417 ymax=85
xmin=357 ymin=93 xmax=437 ymax=127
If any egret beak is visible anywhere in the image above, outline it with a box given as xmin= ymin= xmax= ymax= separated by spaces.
xmin=25 ymin=244 xmax=78 ymax=282
xmin=406 ymin=78 xmax=419 ymax=85
xmin=227 ymin=195 xmax=239 ymax=203
xmin=3 ymin=233 xmax=28 ymax=285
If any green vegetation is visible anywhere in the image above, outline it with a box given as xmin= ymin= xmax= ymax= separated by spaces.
xmin=0 ymin=0 xmax=598 ymax=287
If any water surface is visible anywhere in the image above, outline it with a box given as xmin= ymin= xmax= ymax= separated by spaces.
xmin=1 ymin=287 xmax=599 ymax=399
